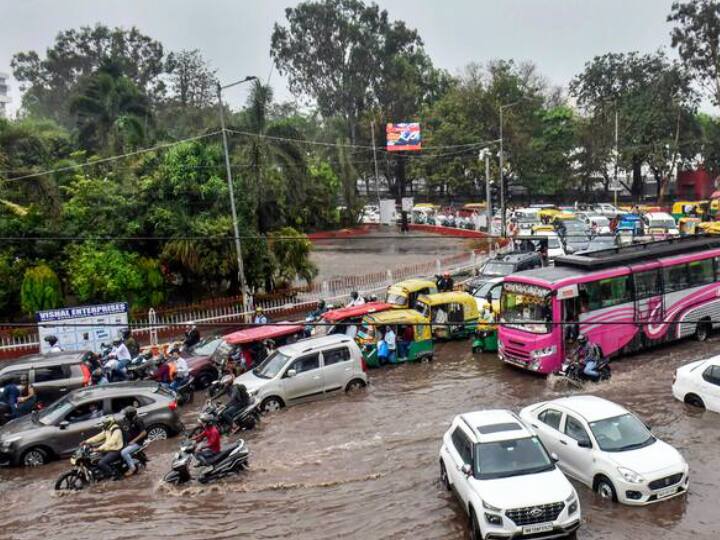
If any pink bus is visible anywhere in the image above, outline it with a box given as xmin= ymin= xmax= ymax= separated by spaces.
xmin=498 ymin=237 xmax=720 ymax=374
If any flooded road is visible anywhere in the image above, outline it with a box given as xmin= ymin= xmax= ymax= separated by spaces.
xmin=2 ymin=338 xmax=720 ymax=539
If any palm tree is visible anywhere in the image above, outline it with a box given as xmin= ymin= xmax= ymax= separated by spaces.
xmin=70 ymin=60 xmax=150 ymax=153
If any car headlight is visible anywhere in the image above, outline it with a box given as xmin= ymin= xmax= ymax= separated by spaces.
xmin=484 ymin=513 xmax=503 ymax=526
xmin=566 ymin=492 xmax=578 ymax=514
xmin=531 ymin=346 xmax=556 ymax=359
xmin=482 ymin=500 xmax=502 ymax=512
xmin=618 ymin=466 xmax=645 ymax=484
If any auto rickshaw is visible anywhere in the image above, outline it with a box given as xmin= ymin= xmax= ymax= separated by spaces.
xmin=222 ymin=323 xmax=305 ymax=371
xmin=469 ymin=280 xmax=500 ymax=353
xmin=317 ymin=301 xmax=392 ymax=337
xmin=678 ymin=217 xmax=701 ymax=235
xmin=699 ymin=221 xmax=720 ymax=235
xmin=672 ymin=201 xmax=706 ymax=221
xmin=538 ymin=208 xmax=561 ymax=224
xmin=415 ymin=291 xmax=479 ymax=340
xmin=385 ymin=278 xmax=438 ymax=309
xmin=356 ymin=309 xmax=433 ymax=367
xmin=531 ymin=224 xmax=555 ymax=234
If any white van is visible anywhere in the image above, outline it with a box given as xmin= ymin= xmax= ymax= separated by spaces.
xmin=234 ymin=334 xmax=368 ymax=413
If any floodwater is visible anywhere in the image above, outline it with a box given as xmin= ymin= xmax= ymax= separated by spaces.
xmin=2 ymin=338 xmax=720 ymax=540
xmin=310 ymin=230 xmax=469 ymax=281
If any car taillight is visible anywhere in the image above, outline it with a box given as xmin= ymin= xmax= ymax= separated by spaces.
xmin=81 ymin=364 xmax=91 ymax=386
xmin=168 ymin=400 xmax=178 ymax=411
xmin=361 ymin=356 xmax=368 ymax=373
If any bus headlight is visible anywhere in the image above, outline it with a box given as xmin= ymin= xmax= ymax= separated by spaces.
xmin=531 ymin=346 xmax=556 ymax=359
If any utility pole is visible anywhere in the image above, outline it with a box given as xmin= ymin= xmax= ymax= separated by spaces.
xmin=371 ymin=119 xmax=381 ymax=208
xmin=614 ymin=105 xmax=619 ymax=208
xmin=217 ymin=76 xmax=257 ymax=320
xmin=499 ymin=107 xmax=506 ymax=237
xmin=480 ymin=149 xmax=492 ymax=231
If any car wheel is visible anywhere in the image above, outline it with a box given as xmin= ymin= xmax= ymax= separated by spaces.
xmin=146 ymin=424 xmax=170 ymax=441
xmin=195 ymin=372 xmax=215 ymax=390
xmin=595 ymin=476 xmax=617 ymax=502
xmin=21 ymin=447 xmax=48 ymax=467
xmin=685 ymin=394 xmax=705 ymax=409
xmin=695 ymin=319 xmax=711 ymax=342
xmin=345 ymin=379 xmax=366 ymax=392
xmin=440 ymin=460 xmax=451 ymax=491
xmin=468 ymin=508 xmax=482 ymax=540
xmin=261 ymin=396 xmax=283 ymax=413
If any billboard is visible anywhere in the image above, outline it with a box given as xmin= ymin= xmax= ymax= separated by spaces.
xmin=37 ymin=302 xmax=129 ymax=354
xmin=386 ymin=123 xmax=421 ymax=151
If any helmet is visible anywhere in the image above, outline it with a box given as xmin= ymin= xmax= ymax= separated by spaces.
xmin=101 ymin=416 xmax=115 ymax=429
xmin=443 ymin=271 xmax=450 ymax=277
xmin=199 ymin=412 xmax=214 ymax=426
xmin=351 ymin=291 xmax=359 ymax=299
xmin=44 ymin=335 xmax=58 ymax=346
xmin=255 ymin=307 xmax=263 ymax=313
xmin=318 ymin=300 xmax=326 ymax=309
xmin=577 ymin=334 xmax=588 ymax=344
xmin=113 ymin=338 xmax=122 ymax=346
xmin=123 ymin=406 xmax=137 ymax=420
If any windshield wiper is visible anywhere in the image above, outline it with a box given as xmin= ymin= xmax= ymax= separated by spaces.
xmin=616 ymin=437 xmax=656 ymax=452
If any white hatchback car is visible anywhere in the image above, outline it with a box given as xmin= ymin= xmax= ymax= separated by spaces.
xmin=520 ymin=396 xmax=689 ymax=506
xmin=439 ymin=409 xmax=581 ymax=540
xmin=672 ymin=356 xmax=720 ymax=412
xmin=234 ymin=334 xmax=368 ymax=413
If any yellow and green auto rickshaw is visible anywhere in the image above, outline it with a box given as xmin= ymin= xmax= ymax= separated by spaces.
xmin=385 ymin=278 xmax=438 ymax=310
xmin=538 ymin=208 xmax=561 ymax=224
xmin=356 ymin=309 xmax=433 ymax=367
xmin=468 ymin=277 xmax=502 ymax=353
xmin=415 ymin=291 xmax=479 ymax=340
xmin=678 ymin=217 xmax=701 ymax=236
xmin=671 ymin=201 xmax=706 ymax=221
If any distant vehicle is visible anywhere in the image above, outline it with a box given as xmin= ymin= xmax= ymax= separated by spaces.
xmin=233 ymin=334 xmax=368 ymax=413
xmin=643 ymin=212 xmax=679 ymax=238
xmin=478 ymin=251 xmax=544 ymax=280
xmin=361 ymin=205 xmax=380 ymax=224
xmin=576 ymin=213 xmax=611 ymax=235
xmin=0 ymin=382 xmax=182 ymax=467
xmin=520 ymin=396 xmax=689 ymax=506
xmin=578 ymin=235 xmax=617 ymax=253
xmin=512 ymin=208 xmax=541 ymax=232
xmin=555 ymin=219 xmax=589 ymax=253
xmin=672 ymin=356 xmax=720 ymax=412
xmin=532 ymin=230 xmax=566 ymax=259
xmin=0 ymin=351 xmax=91 ymax=417
xmin=593 ymin=203 xmax=624 ymax=218
xmin=439 ymin=409 xmax=581 ymax=540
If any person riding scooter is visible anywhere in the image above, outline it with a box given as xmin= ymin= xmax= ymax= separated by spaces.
xmin=193 ymin=413 xmax=222 ymax=464
xmin=221 ymin=383 xmax=251 ymax=432
xmin=44 ymin=335 xmax=63 ymax=353
xmin=576 ymin=334 xmax=607 ymax=382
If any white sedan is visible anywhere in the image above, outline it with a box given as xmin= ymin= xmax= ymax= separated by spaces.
xmin=672 ymin=356 xmax=720 ymax=412
xmin=520 ymin=395 xmax=689 ymax=506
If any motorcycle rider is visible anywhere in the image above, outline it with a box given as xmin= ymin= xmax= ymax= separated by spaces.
xmin=120 ymin=406 xmax=147 ymax=477
xmin=347 ymin=291 xmax=365 ymax=307
xmin=91 ymin=368 xmax=109 ymax=386
xmin=221 ymin=383 xmax=251 ymax=432
xmin=253 ymin=307 xmax=268 ymax=325
xmin=576 ymin=334 xmax=604 ymax=381
xmin=436 ymin=272 xmax=454 ymax=292
xmin=193 ymin=412 xmax=222 ymax=464
xmin=44 ymin=335 xmax=63 ymax=353
xmin=183 ymin=323 xmax=200 ymax=349
xmin=84 ymin=416 xmax=124 ymax=479
xmin=169 ymin=348 xmax=190 ymax=391
xmin=123 ymin=329 xmax=140 ymax=358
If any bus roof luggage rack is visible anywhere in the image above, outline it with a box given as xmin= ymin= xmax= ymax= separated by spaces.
xmin=554 ymin=235 xmax=720 ymax=269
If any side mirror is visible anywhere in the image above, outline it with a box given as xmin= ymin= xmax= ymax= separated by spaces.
xmin=286 ymin=369 xmax=297 ymax=378
xmin=461 ymin=463 xmax=473 ymax=477
xmin=577 ymin=439 xmax=592 ymax=449
xmin=645 ymin=423 xmax=652 ymax=432
xmin=550 ymin=452 xmax=559 ymax=463
xmin=59 ymin=420 xmax=69 ymax=430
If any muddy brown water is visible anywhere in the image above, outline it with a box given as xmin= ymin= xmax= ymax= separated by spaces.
xmin=1 ymin=338 xmax=720 ymax=539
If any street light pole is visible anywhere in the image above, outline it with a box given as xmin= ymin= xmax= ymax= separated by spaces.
xmin=217 ymin=75 xmax=257 ymax=320
xmin=499 ymin=107 xmax=505 ymax=237
xmin=371 ymin=119 xmax=381 ymax=208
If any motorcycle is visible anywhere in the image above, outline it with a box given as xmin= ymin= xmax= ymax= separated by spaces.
xmin=188 ymin=399 xmax=261 ymax=437
xmin=54 ymin=443 xmax=149 ymax=491
xmin=163 ymin=439 xmax=249 ymax=485
xmin=557 ymin=355 xmax=611 ymax=386
xmin=207 ymin=373 xmax=234 ymax=400
xmin=173 ymin=376 xmax=195 ymax=406
xmin=126 ymin=352 xmax=156 ymax=381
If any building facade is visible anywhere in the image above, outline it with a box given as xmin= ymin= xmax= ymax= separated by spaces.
xmin=0 ymin=72 xmax=10 ymax=118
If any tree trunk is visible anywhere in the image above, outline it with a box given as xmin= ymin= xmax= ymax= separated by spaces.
xmin=631 ymin=157 xmax=643 ymax=201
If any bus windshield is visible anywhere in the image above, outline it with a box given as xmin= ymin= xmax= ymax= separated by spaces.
xmin=501 ymin=282 xmax=552 ymax=334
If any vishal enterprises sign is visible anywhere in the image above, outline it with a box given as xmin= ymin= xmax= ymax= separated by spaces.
xmin=386 ymin=122 xmax=421 ymax=151
xmin=36 ymin=302 xmax=129 ymax=354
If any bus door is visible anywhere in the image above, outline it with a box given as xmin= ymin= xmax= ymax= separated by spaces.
xmin=631 ymin=265 xmax=664 ymax=343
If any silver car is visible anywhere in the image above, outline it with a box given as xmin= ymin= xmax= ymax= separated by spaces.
xmin=235 ymin=334 xmax=369 ymax=412
xmin=0 ymin=382 xmax=183 ymax=466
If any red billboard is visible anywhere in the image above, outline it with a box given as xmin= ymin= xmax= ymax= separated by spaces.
xmin=386 ymin=123 xmax=421 ymax=152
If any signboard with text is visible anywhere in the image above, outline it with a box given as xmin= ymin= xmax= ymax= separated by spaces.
xmin=386 ymin=123 xmax=421 ymax=152
xmin=36 ymin=302 xmax=129 ymax=354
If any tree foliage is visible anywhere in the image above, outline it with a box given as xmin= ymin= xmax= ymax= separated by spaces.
xmin=20 ymin=264 xmax=63 ymax=315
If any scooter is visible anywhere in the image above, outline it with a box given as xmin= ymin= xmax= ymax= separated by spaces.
xmin=126 ymin=352 xmax=156 ymax=380
xmin=163 ymin=439 xmax=249 ymax=485
xmin=188 ymin=399 xmax=261 ymax=437
xmin=54 ymin=443 xmax=149 ymax=491
xmin=207 ymin=373 xmax=234 ymax=400
xmin=557 ymin=356 xmax=611 ymax=386
xmin=174 ymin=376 xmax=195 ymax=406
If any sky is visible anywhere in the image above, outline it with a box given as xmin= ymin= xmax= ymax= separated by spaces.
xmin=0 ymin=0 xmax=692 ymax=116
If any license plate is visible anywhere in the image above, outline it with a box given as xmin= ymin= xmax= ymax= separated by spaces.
xmin=656 ymin=486 xmax=677 ymax=499
xmin=522 ymin=522 xmax=554 ymax=535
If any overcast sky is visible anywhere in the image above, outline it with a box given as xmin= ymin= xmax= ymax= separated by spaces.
xmin=0 ymin=0 xmax=690 ymax=116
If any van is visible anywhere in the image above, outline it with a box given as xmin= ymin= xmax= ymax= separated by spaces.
xmin=233 ymin=334 xmax=368 ymax=413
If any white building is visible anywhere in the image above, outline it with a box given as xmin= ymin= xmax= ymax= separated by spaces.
xmin=0 ymin=72 xmax=10 ymax=118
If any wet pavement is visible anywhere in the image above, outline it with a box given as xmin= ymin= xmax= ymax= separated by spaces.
xmin=2 ymin=337 xmax=720 ymax=539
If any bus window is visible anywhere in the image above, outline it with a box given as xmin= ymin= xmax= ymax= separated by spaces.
xmin=581 ymin=275 xmax=632 ymax=310
xmin=663 ymin=264 xmax=689 ymax=293
xmin=688 ymin=259 xmax=714 ymax=287
xmin=634 ymin=269 xmax=662 ymax=299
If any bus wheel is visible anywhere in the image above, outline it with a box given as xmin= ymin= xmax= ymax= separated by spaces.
xmin=695 ymin=319 xmax=711 ymax=342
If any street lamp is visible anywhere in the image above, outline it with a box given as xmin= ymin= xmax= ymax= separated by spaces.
xmin=217 ymin=75 xmax=257 ymax=320
xmin=498 ymin=96 xmax=535 ymax=236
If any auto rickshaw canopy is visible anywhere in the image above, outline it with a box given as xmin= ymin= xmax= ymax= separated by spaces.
xmin=361 ymin=309 xmax=432 ymax=341
xmin=321 ymin=301 xmax=392 ymax=323
xmin=415 ymin=291 xmax=480 ymax=320
xmin=224 ymin=322 xmax=305 ymax=345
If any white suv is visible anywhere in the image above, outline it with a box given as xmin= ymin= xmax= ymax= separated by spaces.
xmin=439 ymin=409 xmax=581 ymax=540
xmin=234 ymin=334 xmax=368 ymax=413
xmin=520 ymin=396 xmax=689 ymax=505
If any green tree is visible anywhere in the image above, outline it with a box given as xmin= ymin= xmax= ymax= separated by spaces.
xmin=20 ymin=264 xmax=64 ymax=316
xmin=669 ymin=0 xmax=720 ymax=105
xmin=268 ymin=227 xmax=318 ymax=288
xmin=0 ymin=253 xmax=24 ymax=318
xmin=12 ymin=24 xmax=167 ymax=125
xmin=70 ymin=61 xmax=151 ymax=153
xmin=65 ymin=242 xmax=142 ymax=304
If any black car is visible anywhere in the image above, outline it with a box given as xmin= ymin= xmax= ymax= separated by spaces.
xmin=477 ymin=251 xmax=544 ymax=280
xmin=0 ymin=381 xmax=183 ymax=466
xmin=0 ymin=352 xmax=91 ymax=419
